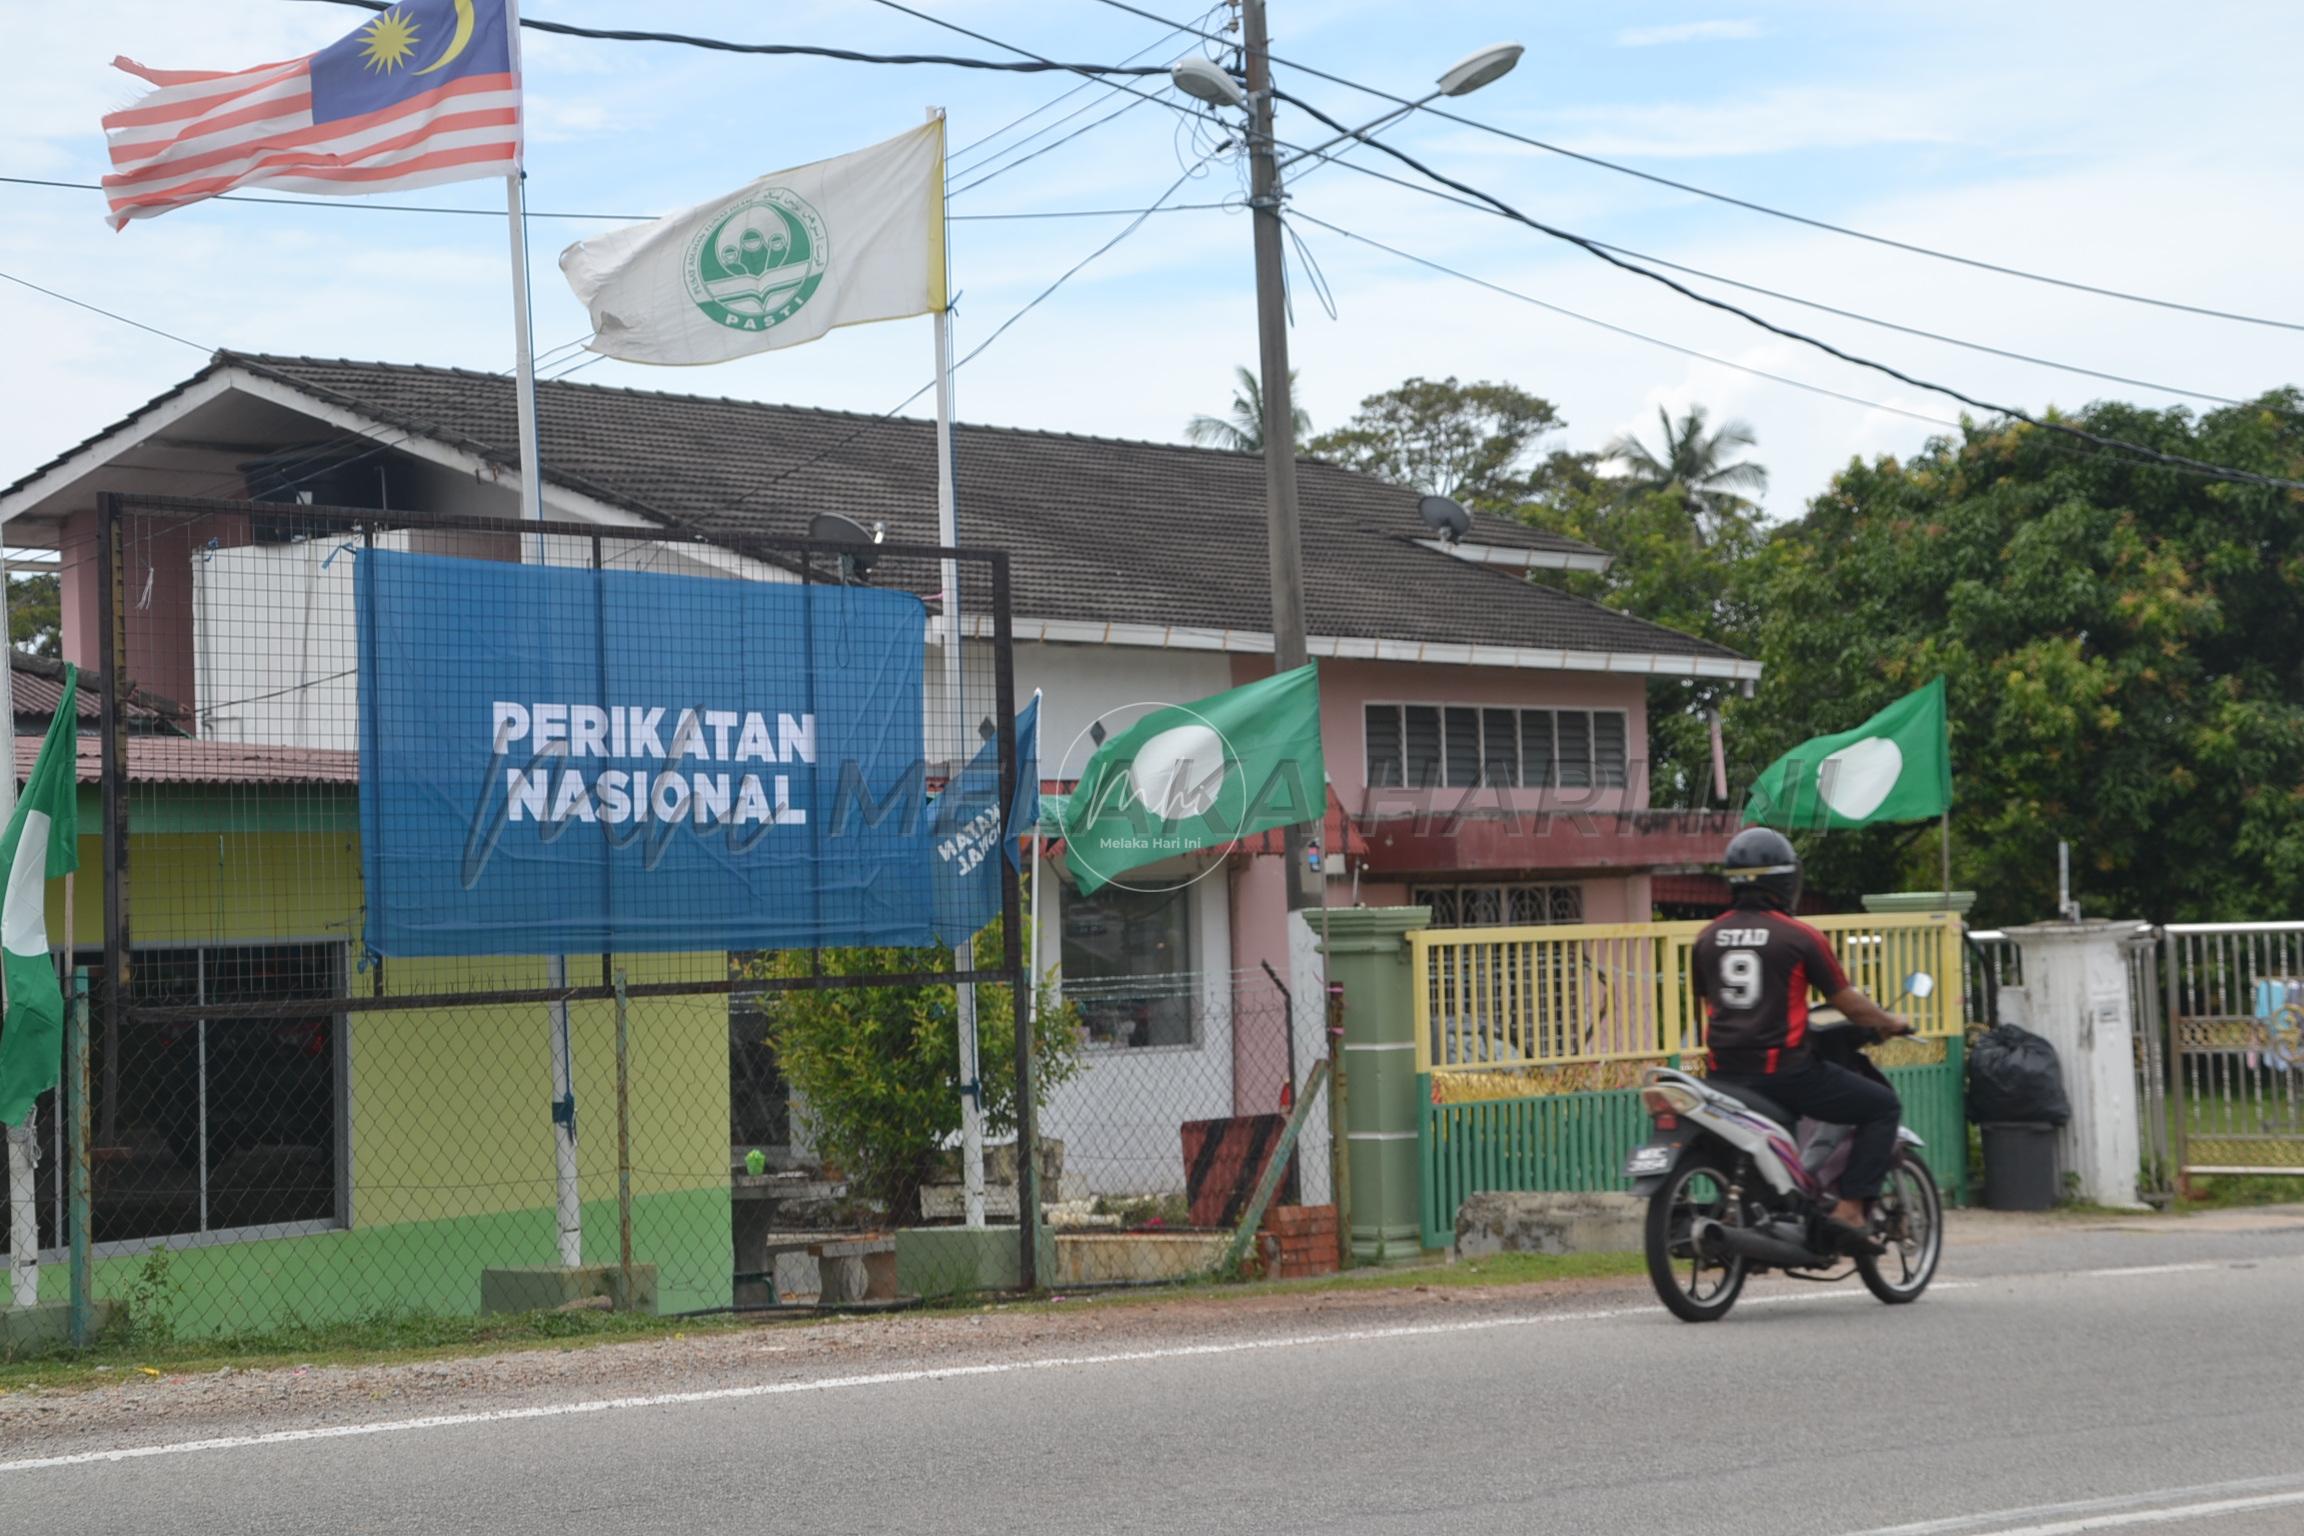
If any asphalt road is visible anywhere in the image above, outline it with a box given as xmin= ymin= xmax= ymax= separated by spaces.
xmin=9 ymin=1210 xmax=2304 ymax=1535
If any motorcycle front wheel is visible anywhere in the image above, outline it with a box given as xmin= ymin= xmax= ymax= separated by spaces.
xmin=1858 ymin=1153 xmax=1943 ymax=1304
xmin=1644 ymin=1152 xmax=1748 ymax=1323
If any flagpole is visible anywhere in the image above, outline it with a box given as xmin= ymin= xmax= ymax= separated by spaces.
xmin=1026 ymin=687 xmax=1046 ymax=1053
xmin=924 ymin=106 xmax=986 ymax=1231
xmin=0 ymin=569 xmax=34 ymax=1311
xmin=1940 ymin=811 xmax=1951 ymax=904
xmin=500 ymin=0 xmax=578 ymax=1272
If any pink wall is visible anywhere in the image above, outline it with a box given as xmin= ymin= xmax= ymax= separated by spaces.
xmin=1230 ymin=656 xmax=1651 ymax=819
xmin=59 ymin=504 xmax=258 ymax=722
xmin=1217 ymin=660 xmax=1670 ymax=1034
xmin=1228 ymin=857 xmax=1292 ymax=1115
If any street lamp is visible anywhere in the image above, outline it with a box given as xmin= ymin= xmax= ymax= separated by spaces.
xmin=1173 ymin=12 xmax=1522 ymax=910
xmin=1437 ymin=42 xmax=1524 ymax=97
xmin=1169 ymin=54 xmax=1247 ymax=109
xmin=1274 ymin=42 xmax=1523 ymax=169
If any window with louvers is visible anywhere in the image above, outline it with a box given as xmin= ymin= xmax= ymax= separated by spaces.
xmin=1365 ymin=705 xmax=1404 ymax=787
xmin=1444 ymin=707 xmax=1481 ymax=788
xmin=1556 ymin=711 xmax=1593 ymax=789
xmin=1403 ymin=706 xmax=1442 ymax=788
xmin=1363 ymin=704 xmax=1630 ymax=793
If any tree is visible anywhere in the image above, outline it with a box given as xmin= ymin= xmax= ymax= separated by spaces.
xmin=1731 ymin=391 xmax=2304 ymax=924
xmin=745 ymin=915 xmax=1084 ymax=1226
xmin=1185 ymin=365 xmax=1308 ymax=454
xmin=1603 ymin=404 xmax=1768 ymax=542
xmin=1309 ymin=376 xmax=1561 ymax=505
xmin=7 ymin=573 xmax=60 ymax=659
xmin=1520 ymin=479 xmax=1766 ymax=807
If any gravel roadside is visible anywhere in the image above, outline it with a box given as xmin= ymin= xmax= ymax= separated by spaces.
xmin=8 ymin=1203 xmax=2294 ymax=1463
xmin=0 ymin=1271 xmax=1646 ymax=1461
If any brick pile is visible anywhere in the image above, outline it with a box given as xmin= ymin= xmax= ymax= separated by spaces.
xmin=1259 ymin=1204 xmax=1341 ymax=1279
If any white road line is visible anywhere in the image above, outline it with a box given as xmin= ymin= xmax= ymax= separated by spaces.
xmin=2082 ymin=1263 xmax=2222 ymax=1279
xmin=1836 ymin=1474 xmax=2304 ymax=1535
xmin=0 ymin=1254 xmax=2255 ymax=1477
xmin=0 ymin=1285 xmax=1956 ymax=1475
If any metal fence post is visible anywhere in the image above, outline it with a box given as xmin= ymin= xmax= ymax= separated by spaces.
xmin=988 ymin=552 xmax=1036 ymax=1290
xmin=2163 ymin=925 xmax=2187 ymax=1190
xmin=68 ymin=970 xmax=92 ymax=1348
xmin=613 ymin=968 xmax=634 ymax=1310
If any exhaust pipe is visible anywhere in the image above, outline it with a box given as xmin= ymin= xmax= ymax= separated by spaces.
xmin=1692 ymin=1218 xmax=1828 ymax=1270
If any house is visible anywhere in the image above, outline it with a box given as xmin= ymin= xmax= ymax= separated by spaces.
xmin=1 ymin=352 xmax=1754 ymax=1306
xmin=0 ymin=654 xmax=731 ymax=1328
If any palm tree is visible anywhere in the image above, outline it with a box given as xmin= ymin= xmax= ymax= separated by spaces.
xmin=1185 ymin=365 xmax=1310 ymax=453
xmin=1602 ymin=404 xmax=1768 ymax=541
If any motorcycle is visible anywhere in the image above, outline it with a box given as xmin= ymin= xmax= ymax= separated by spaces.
xmin=1624 ymin=973 xmax=1945 ymax=1322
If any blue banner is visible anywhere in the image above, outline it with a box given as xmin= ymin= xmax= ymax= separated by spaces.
xmin=357 ymin=550 xmax=933 ymax=956
xmin=930 ymin=696 xmax=1038 ymax=945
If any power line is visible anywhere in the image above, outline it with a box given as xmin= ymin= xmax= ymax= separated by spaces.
xmin=951 ymin=3 xmax=1222 ymax=162
xmin=950 ymin=93 xmax=1165 ymax=198
xmin=295 ymin=0 xmax=1170 ymax=75
xmin=1290 ymin=209 xmax=2287 ymax=493
xmin=1086 ymin=0 xmax=2304 ymax=333
xmin=0 ymin=267 xmax=212 ymax=355
xmin=954 ymin=160 xmax=1212 ymax=374
xmin=1573 ymin=239 xmax=2247 ymax=408
xmin=1258 ymin=141 xmax=2255 ymax=411
xmin=717 ymin=156 xmax=1221 ymax=526
xmin=951 ymin=76 xmax=1153 ymax=182
xmin=1258 ymin=131 xmax=2265 ymax=414
xmin=860 ymin=0 xmax=1202 ymax=114
xmin=1283 ymin=211 xmax=1959 ymax=433
xmin=0 ymin=174 xmax=1222 ymax=225
xmin=1273 ymin=88 xmax=2304 ymax=493
xmin=0 ymin=172 xmax=646 ymax=221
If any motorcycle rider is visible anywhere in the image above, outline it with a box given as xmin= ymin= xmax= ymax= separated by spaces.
xmin=1693 ymin=827 xmax=1913 ymax=1252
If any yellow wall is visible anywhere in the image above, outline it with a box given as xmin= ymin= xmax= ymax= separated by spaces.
xmin=54 ymin=824 xmax=730 ymax=1233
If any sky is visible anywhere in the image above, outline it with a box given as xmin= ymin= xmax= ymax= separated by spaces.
xmin=4 ymin=0 xmax=2300 ymax=521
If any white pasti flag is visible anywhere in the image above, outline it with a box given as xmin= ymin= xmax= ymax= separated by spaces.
xmin=561 ymin=119 xmax=946 ymax=365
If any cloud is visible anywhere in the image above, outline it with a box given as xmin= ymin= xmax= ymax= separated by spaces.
xmin=1537 ymin=84 xmax=1961 ymax=159
xmin=1615 ymin=19 xmax=1764 ymax=47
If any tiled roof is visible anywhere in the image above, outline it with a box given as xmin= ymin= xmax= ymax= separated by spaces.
xmin=19 ymin=737 xmax=357 ymax=787
xmin=10 ymin=655 xmax=180 ymax=730
xmin=230 ymin=355 xmax=1746 ymax=665
xmin=15 ymin=352 xmax=1749 ymax=667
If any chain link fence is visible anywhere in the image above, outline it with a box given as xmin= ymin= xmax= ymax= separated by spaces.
xmin=2 ymin=492 xmax=1069 ymax=1340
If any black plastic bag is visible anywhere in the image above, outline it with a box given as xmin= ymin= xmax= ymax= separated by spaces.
xmin=1966 ymin=1024 xmax=2072 ymax=1126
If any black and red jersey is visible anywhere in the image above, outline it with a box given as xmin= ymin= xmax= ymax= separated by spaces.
xmin=1693 ymin=906 xmax=1852 ymax=1075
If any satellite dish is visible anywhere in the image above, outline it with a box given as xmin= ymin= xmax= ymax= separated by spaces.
xmin=1418 ymin=494 xmax=1472 ymax=544
xmin=808 ymin=511 xmax=881 ymax=580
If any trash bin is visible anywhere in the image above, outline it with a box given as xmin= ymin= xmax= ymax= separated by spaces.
xmin=1980 ymin=1122 xmax=2059 ymax=1211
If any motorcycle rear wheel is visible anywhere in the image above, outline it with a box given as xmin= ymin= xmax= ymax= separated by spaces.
xmin=1858 ymin=1154 xmax=1943 ymax=1304
xmin=1645 ymin=1152 xmax=1748 ymax=1323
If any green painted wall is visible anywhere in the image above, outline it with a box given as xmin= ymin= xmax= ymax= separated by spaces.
xmin=37 ymin=808 xmax=733 ymax=1334
xmin=1418 ymin=1050 xmax=1969 ymax=1250
xmin=37 ymin=1188 xmax=730 ymax=1333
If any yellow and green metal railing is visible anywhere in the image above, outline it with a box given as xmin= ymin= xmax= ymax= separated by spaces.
xmin=1410 ymin=913 xmax=1968 ymax=1248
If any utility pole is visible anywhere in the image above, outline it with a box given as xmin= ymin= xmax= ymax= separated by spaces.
xmin=1242 ymin=0 xmax=1316 ymax=912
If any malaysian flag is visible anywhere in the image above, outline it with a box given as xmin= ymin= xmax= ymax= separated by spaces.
xmin=102 ymin=0 xmax=523 ymax=229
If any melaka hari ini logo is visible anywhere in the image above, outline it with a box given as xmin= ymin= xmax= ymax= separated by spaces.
xmin=684 ymin=188 xmax=830 ymax=333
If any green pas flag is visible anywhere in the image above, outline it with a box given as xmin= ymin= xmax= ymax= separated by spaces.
xmin=0 ymin=666 xmax=80 ymax=1127
xmin=1744 ymin=676 xmax=1951 ymax=831
xmin=1059 ymin=664 xmax=1325 ymax=895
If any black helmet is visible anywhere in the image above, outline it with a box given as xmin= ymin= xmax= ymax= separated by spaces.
xmin=1723 ymin=826 xmax=1802 ymax=911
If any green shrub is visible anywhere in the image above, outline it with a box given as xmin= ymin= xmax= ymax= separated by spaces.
xmin=744 ymin=916 xmax=1082 ymax=1226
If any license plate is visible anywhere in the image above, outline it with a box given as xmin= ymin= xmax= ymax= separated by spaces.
xmin=1625 ymin=1146 xmax=1673 ymax=1177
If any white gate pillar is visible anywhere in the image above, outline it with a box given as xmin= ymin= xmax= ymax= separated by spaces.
xmin=2003 ymin=920 xmax=2146 ymax=1209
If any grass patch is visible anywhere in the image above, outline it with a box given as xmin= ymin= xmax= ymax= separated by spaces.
xmin=2175 ymin=1174 xmax=2304 ymax=1211
xmin=0 ymin=1306 xmax=757 ymax=1397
